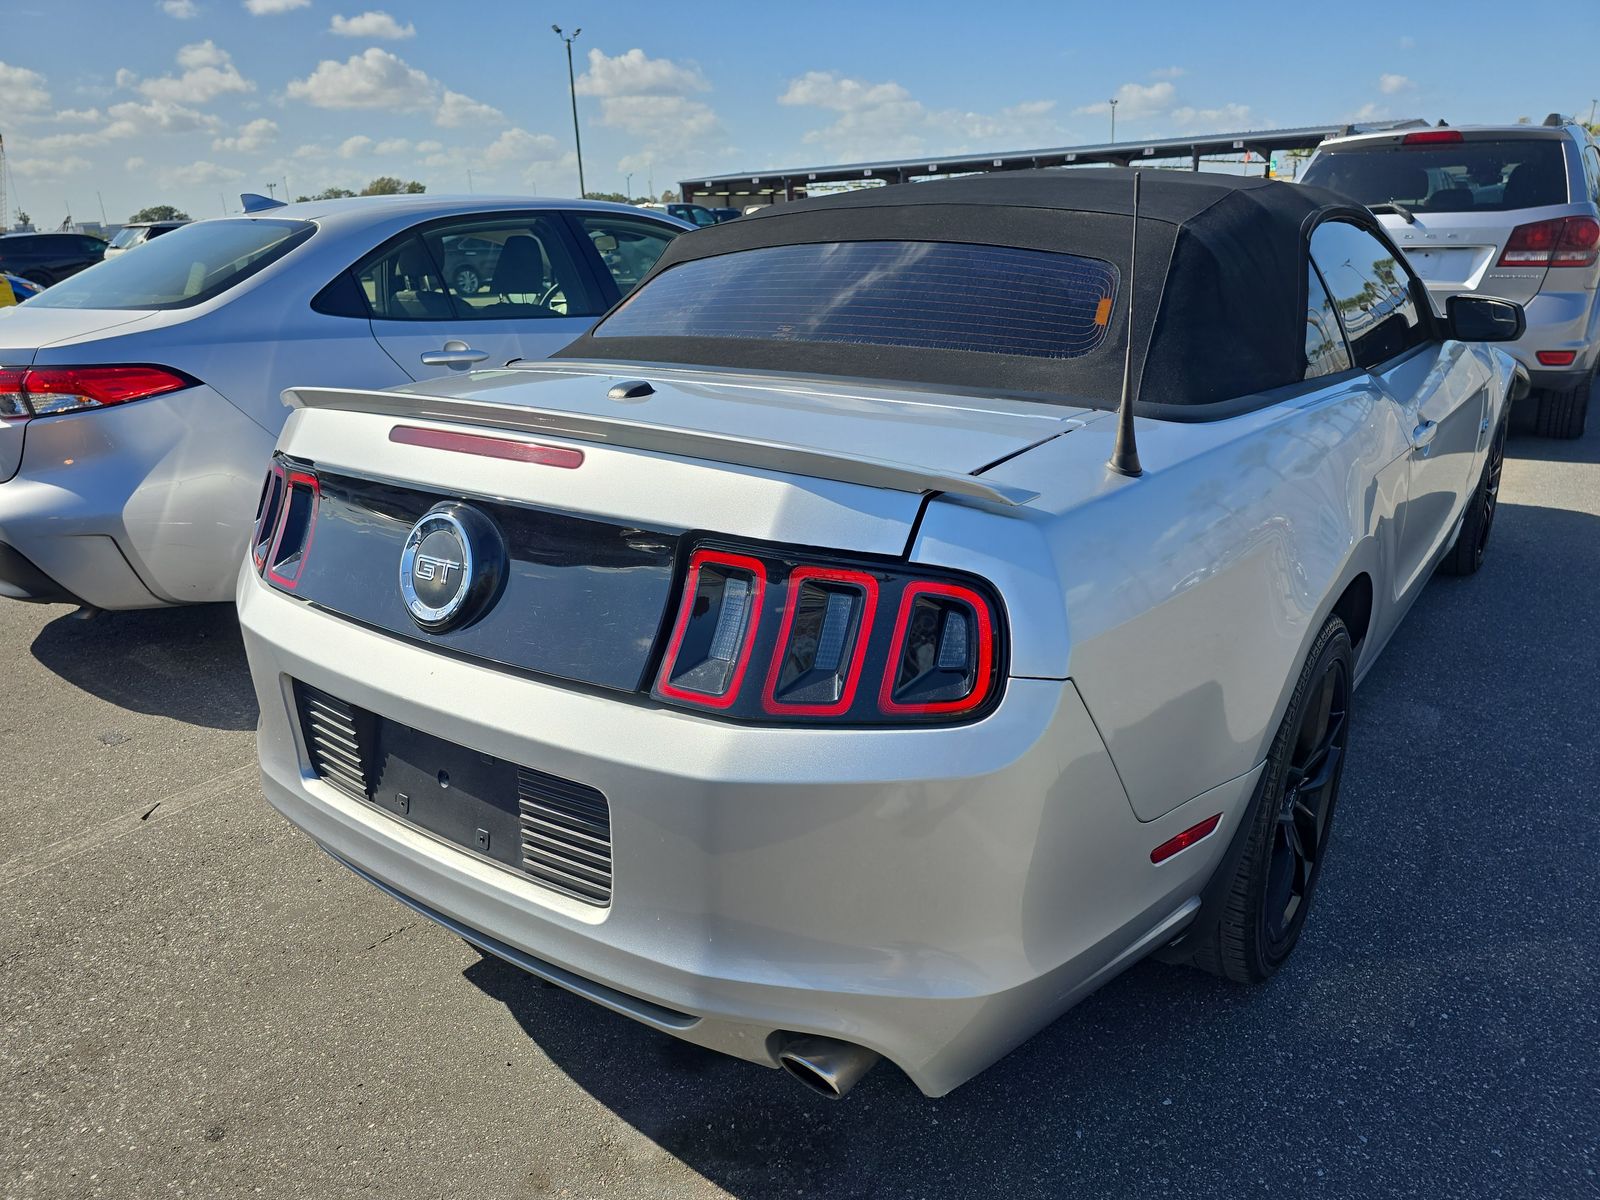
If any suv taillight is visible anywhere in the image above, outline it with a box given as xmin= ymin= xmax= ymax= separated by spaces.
xmin=1499 ymin=216 xmax=1600 ymax=268
xmin=652 ymin=542 xmax=1003 ymax=725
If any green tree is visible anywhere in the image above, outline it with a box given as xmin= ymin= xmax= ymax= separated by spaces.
xmin=293 ymin=187 xmax=357 ymax=202
xmin=359 ymin=176 xmax=425 ymax=196
xmin=659 ymin=189 xmax=680 ymax=203
xmin=15 ymin=210 xmax=30 ymax=228
xmin=129 ymin=204 xmax=190 ymax=222
xmin=583 ymin=191 xmax=631 ymax=203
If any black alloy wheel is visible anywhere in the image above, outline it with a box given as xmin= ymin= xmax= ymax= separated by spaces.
xmin=1189 ymin=614 xmax=1354 ymax=984
xmin=1262 ymin=654 xmax=1349 ymax=957
xmin=1442 ymin=417 xmax=1506 ymax=576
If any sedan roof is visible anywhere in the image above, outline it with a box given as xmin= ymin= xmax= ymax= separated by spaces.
xmin=559 ymin=168 xmax=1366 ymax=415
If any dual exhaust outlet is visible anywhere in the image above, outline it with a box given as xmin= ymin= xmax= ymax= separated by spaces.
xmin=775 ymin=1034 xmax=881 ymax=1100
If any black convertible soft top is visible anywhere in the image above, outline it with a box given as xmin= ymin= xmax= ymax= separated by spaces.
xmin=557 ymin=168 xmax=1374 ymax=415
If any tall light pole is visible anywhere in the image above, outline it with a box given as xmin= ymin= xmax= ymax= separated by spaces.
xmin=1108 ymin=98 xmax=1118 ymax=143
xmin=552 ymin=25 xmax=586 ymax=198
xmin=1589 ymin=98 xmax=1597 ymax=127
xmin=625 ymin=171 xmax=633 ymax=199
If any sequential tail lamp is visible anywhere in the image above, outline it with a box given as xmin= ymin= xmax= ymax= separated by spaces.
xmin=1499 ymin=217 xmax=1600 ymax=268
xmin=263 ymin=470 xmax=320 ymax=590
xmin=0 ymin=365 xmax=195 ymax=418
xmin=762 ymin=567 xmax=878 ymax=716
xmin=655 ymin=549 xmax=768 ymax=709
xmin=1150 ymin=813 xmax=1222 ymax=864
xmin=879 ymin=581 xmax=996 ymax=717
xmin=252 ymin=464 xmax=287 ymax=571
xmin=1401 ymin=130 xmax=1464 ymax=145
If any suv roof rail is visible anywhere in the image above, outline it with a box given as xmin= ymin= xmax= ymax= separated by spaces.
xmin=1542 ymin=113 xmax=1566 ymax=127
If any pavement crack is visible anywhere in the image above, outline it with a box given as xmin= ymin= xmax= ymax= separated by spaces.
xmin=364 ymin=922 xmax=416 ymax=952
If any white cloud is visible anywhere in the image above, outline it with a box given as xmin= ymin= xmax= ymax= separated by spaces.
xmin=575 ymin=47 xmax=708 ymax=98
xmin=1171 ymin=103 xmax=1252 ymax=129
xmin=1398 ymin=35 xmax=1416 ymax=49
xmin=329 ymin=10 xmax=415 ymax=38
xmin=286 ymin=47 xmax=435 ymax=111
xmin=414 ymin=138 xmax=442 ymax=154
xmin=778 ymin=71 xmax=1058 ymax=161
xmin=106 ymin=98 xmax=221 ymax=136
xmin=169 ymin=160 xmax=244 ymax=185
xmin=437 ymin=88 xmax=503 ymax=127
xmin=243 ymin=0 xmax=309 ymax=13
xmin=161 ymin=0 xmax=199 ymax=16
xmin=483 ymin=127 xmax=560 ymax=167
xmin=135 ymin=40 xmax=253 ymax=104
xmin=1150 ymin=66 xmax=1186 ymax=80
xmin=1346 ymin=102 xmax=1390 ymax=123
xmin=338 ymin=134 xmax=374 ymax=158
xmin=1379 ymin=73 xmax=1414 ymax=95
xmin=1074 ymin=81 xmax=1175 ymax=121
xmin=0 ymin=62 xmax=52 ymax=115
xmin=53 ymin=107 xmax=103 ymax=124
xmin=125 ymin=156 xmax=146 ymax=171
xmin=11 ymin=155 xmax=91 ymax=180
xmin=213 ymin=116 xmax=278 ymax=152
xmin=374 ymin=136 xmax=409 ymax=154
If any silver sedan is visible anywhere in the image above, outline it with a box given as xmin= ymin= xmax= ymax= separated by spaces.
xmin=0 ymin=196 xmax=688 ymax=609
xmin=239 ymin=169 xmax=1527 ymax=1098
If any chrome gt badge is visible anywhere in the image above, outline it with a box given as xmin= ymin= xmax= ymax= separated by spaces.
xmin=398 ymin=503 xmax=505 ymax=631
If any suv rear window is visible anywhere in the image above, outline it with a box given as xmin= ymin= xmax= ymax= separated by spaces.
xmin=27 ymin=218 xmax=313 ymax=310
xmin=594 ymin=240 xmax=1120 ymax=360
xmin=1303 ymin=139 xmax=1570 ymax=213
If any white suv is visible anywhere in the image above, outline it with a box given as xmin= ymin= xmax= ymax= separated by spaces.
xmin=1304 ymin=119 xmax=1600 ymax=437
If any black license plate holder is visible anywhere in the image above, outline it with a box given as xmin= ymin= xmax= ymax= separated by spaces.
xmin=370 ymin=719 xmax=523 ymax=873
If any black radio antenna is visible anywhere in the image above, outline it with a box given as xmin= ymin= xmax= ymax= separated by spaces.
xmin=1107 ymin=169 xmax=1144 ymax=479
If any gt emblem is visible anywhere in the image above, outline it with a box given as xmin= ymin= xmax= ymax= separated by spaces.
xmin=398 ymin=503 xmax=504 ymax=632
xmin=413 ymin=553 xmax=461 ymax=584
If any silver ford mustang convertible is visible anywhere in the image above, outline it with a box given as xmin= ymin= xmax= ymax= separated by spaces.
xmin=240 ymin=170 xmax=1525 ymax=1098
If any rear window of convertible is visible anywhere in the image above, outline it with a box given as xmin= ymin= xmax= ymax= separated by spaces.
xmin=593 ymin=241 xmax=1120 ymax=360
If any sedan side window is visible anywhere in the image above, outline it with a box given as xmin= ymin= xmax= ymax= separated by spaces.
xmin=1304 ymin=264 xmax=1353 ymax=379
xmin=572 ymin=215 xmax=679 ymax=297
xmin=356 ymin=236 xmax=454 ymax=320
xmin=1309 ymin=220 xmax=1429 ymax=369
xmin=420 ymin=217 xmax=604 ymax=320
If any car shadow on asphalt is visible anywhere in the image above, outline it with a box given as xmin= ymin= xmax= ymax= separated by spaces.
xmin=460 ymin=497 xmax=1600 ymax=1200
xmin=29 ymin=603 xmax=259 ymax=731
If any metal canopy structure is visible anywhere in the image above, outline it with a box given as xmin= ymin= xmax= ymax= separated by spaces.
xmin=681 ymin=120 xmax=1428 ymax=207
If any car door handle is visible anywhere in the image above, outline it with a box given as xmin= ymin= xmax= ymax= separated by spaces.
xmin=420 ymin=340 xmax=489 ymax=367
xmin=1412 ymin=419 xmax=1438 ymax=450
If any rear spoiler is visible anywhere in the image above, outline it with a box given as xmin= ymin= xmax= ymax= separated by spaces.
xmin=283 ymin=386 xmax=1040 ymax=507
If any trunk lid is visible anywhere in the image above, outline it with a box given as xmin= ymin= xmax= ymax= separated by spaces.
xmin=1376 ymin=206 xmax=1566 ymax=307
xmin=271 ymin=363 xmax=1083 ymax=692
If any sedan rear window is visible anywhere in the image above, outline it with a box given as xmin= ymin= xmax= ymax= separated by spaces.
xmin=1303 ymin=139 xmax=1570 ymax=213
xmin=26 ymin=219 xmax=313 ymax=310
xmin=594 ymin=241 xmax=1120 ymax=360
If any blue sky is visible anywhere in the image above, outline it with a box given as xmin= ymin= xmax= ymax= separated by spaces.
xmin=2 ymin=0 xmax=1594 ymax=226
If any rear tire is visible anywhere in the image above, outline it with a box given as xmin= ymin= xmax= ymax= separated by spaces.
xmin=1191 ymin=615 xmax=1353 ymax=984
xmin=1533 ymin=372 xmax=1591 ymax=440
xmin=1440 ymin=415 xmax=1505 ymax=577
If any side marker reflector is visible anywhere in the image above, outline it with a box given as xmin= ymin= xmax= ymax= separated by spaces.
xmin=1150 ymin=813 xmax=1222 ymax=864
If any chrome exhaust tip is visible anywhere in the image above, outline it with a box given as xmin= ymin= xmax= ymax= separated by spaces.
xmin=776 ymin=1035 xmax=881 ymax=1100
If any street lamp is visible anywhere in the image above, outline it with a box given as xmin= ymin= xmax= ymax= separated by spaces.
xmin=625 ymin=171 xmax=633 ymax=199
xmin=552 ymin=25 xmax=587 ymax=198
xmin=1108 ymin=98 xmax=1118 ymax=143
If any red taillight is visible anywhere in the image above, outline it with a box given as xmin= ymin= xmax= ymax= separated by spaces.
xmin=1401 ymin=130 xmax=1463 ymax=145
xmin=655 ymin=549 xmax=768 ymax=709
xmin=879 ymin=580 xmax=996 ymax=717
xmin=5 ymin=365 xmax=194 ymax=417
xmin=1499 ymin=217 xmax=1600 ymax=268
xmin=0 ymin=368 xmax=26 ymax=418
xmin=264 ymin=470 xmax=320 ymax=590
xmin=252 ymin=464 xmax=287 ymax=571
xmin=1536 ymin=350 xmax=1577 ymax=366
xmin=761 ymin=566 xmax=878 ymax=716
xmin=1150 ymin=814 xmax=1222 ymax=864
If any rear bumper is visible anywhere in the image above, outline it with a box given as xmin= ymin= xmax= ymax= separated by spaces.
xmin=239 ymin=569 xmax=1252 ymax=1095
xmin=0 ymin=540 xmax=83 ymax=604
xmin=1504 ymin=288 xmax=1600 ymax=389
xmin=0 ymin=387 xmax=272 ymax=608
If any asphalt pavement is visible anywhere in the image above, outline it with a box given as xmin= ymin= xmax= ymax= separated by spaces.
xmin=3 ymin=395 xmax=1597 ymax=1199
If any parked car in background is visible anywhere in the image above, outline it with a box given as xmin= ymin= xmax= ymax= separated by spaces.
xmin=711 ymin=207 xmax=742 ymax=223
xmin=1304 ymin=119 xmax=1600 ymax=437
xmin=0 ymin=195 xmax=688 ymax=610
xmin=239 ymin=170 xmax=1524 ymax=1099
xmin=0 ymin=232 xmax=107 ymax=287
xmin=639 ymin=201 xmax=722 ymax=228
xmin=102 ymin=219 xmax=190 ymax=259
xmin=1 ymin=274 xmax=43 ymax=306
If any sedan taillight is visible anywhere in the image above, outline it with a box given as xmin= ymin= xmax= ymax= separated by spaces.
xmin=0 ymin=364 xmax=196 ymax=417
xmin=1498 ymin=216 xmax=1600 ymax=268
xmin=652 ymin=542 xmax=1003 ymax=725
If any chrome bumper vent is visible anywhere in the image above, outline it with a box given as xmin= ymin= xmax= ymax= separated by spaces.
xmin=517 ymin=767 xmax=613 ymax=906
xmin=296 ymin=684 xmax=373 ymax=801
